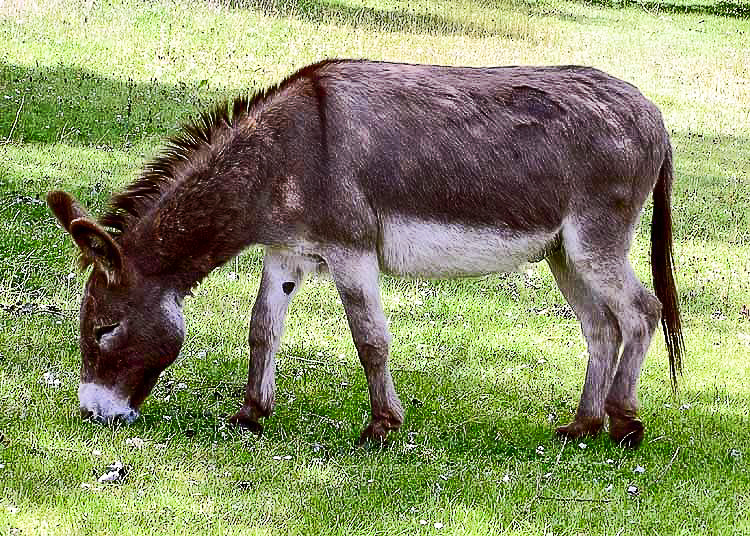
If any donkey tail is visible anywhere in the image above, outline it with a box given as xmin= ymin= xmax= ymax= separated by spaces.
xmin=651 ymin=146 xmax=684 ymax=390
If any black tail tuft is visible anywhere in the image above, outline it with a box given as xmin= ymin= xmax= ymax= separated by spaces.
xmin=651 ymin=147 xmax=685 ymax=391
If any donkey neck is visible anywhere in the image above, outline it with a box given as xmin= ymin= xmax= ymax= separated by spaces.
xmin=123 ymin=135 xmax=268 ymax=292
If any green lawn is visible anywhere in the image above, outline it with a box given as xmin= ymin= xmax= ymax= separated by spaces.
xmin=1 ymin=0 xmax=749 ymax=534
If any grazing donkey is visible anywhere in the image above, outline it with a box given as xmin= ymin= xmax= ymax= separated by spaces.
xmin=48 ymin=59 xmax=683 ymax=448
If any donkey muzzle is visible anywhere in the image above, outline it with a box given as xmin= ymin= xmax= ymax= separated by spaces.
xmin=78 ymin=383 xmax=140 ymax=425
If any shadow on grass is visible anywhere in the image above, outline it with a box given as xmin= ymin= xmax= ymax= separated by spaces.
xmin=223 ymin=0 xmax=533 ymax=38
xmin=0 ymin=61 xmax=225 ymax=149
xmin=146 ymin=336 xmax=621 ymax=456
xmin=0 ymin=61 xmax=231 ymax=291
xmin=567 ymin=0 xmax=750 ymax=18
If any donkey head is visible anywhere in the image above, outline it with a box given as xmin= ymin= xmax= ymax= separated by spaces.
xmin=47 ymin=191 xmax=185 ymax=424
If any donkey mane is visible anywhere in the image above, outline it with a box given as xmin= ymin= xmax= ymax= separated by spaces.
xmin=98 ymin=95 xmax=253 ymax=236
xmin=97 ymin=59 xmax=341 ymax=239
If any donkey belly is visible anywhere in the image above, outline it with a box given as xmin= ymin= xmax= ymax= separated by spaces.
xmin=378 ymin=218 xmax=560 ymax=278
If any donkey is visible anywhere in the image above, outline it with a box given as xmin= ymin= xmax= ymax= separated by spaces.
xmin=48 ymin=59 xmax=683 ymax=448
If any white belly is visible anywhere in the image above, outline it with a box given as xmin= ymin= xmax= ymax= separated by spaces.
xmin=378 ymin=218 xmax=558 ymax=278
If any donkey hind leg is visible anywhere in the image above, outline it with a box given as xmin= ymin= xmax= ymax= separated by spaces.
xmin=563 ymin=226 xmax=661 ymax=448
xmin=327 ymin=250 xmax=404 ymax=445
xmin=603 ymin=265 xmax=661 ymax=448
xmin=547 ymin=248 xmax=622 ymax=440
xmin=229 ymin=249 xmax=315 ymax=434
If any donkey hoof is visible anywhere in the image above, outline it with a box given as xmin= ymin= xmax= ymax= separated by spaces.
xmin=609 ymin=418 xmax=644 ymax=448
xmin=555 ymin=417 xmax=604 ymax=440
xmin=228 ymin=410 xmax=264 ymax=436
xmin=357 ymin=420 xmax=398 ymax=447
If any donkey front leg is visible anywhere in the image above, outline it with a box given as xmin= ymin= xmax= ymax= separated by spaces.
xmin=229 ymin=249 xmax=311 ymax=434
xmin=327 ymin=250 xmax=404 ymax=445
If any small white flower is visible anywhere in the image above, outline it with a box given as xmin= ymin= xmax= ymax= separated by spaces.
xmin=0 ymin=462 xmax=5 ymax=469
xmin=125 ymin=437 xmax=145 ymax=448
xmin=419 ymin=519 xmax=429 ymax=526
xmin=536 ymin=445 xmax=545 ymax=455
xmin=627 ymin=485 xmax=639 ymax=495
xmin=367 ymin=478 xmax=374 ymax=483
xmin=578 ymin=442 xmax=587 ymax=449
xmin=6 ymin=505 xmax=18 ymax=514
xmin=97 ymin=461 xmax=126 ymax=483
xmin=502 ymin=474 xmax=511 ymax=483
xmin=163 ymin=415 xmax=172 ymax=421
xmin=272 ymin=455 xmax=282 ymax=461
xmin=679 ymin=403 xmax=691 ymax=411
xmin=227 ymin=272 xmax=238 ymax=281
xmin=434 ymin=522 xmax=444 ymax=529
xmin=634 ymin=465 xmax=645 ymax=474
xmin=283 ymin=455 xmax=292 ymax=460
xmin=176 ymin=382 xmax=187 ymax=390
xmin=543 ymin=472 xmax=553 ymax=479
xmin=606 ymin=458 xmax=615 ymax=464
xmin=729 ymin=448 xmax=741 ymax=459
xmin=604 ymin=484 xmax=613 ymax=493
xmin=42 ymin=371 xmax=62 ymax=388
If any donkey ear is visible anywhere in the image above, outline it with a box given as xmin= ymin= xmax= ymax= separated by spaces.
xmin=69 ymin=218 xmax=124 ymax=280
xmin=47 ymin=190 xmax=90 ymax=233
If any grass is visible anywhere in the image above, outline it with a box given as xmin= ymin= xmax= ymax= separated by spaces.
xmin=1 ymin=0 xmax=749 ymax=534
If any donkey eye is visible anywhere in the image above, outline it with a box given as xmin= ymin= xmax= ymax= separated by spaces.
xmin=94 ymin=323 xmax=120 ymax=343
